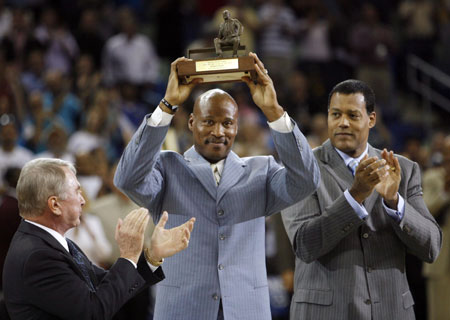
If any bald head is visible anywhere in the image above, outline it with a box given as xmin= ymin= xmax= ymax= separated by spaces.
xmin=189 ymin=89 xmax=239 ymax=163
xmin=193 ymin=89 xmax=237 ymax=114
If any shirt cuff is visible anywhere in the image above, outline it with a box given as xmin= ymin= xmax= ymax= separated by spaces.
xmin=147 ymin=106 xmax=174 ymax=127
xmin=344 ymin=189 xmax=369 ymax=220
xmin=267 ymin=111 xmax=293 ymax=133
xmin=383 ymin=193 xmax=405 ymax=222
xmin=124 ymin=258 xmax=160 ymax=272
xmin=146 ymin=261 xmax=159 ymax=272
xmin=124 ymin=258 xmax=137 ymax=269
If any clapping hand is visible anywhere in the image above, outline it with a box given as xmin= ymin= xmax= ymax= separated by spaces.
xmin=375 ymin=149 xmax=401 ymax=208
xmin=147 ymin=211 xmax=196 ymax=263
xmin=350 ymin=155 xmax=388 ymax=204
xmin=115 ymin=208 xmax=150 ymax=264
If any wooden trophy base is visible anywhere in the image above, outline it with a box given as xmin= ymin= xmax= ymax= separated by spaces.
xmin=177 ymin=46 xmax=257 ymax=84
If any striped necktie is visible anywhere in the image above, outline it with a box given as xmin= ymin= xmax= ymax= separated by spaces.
xmin=348 ymin=159 xmax=358 ymax=176
xmin=212 ymin=164 xmax=221 ymax=185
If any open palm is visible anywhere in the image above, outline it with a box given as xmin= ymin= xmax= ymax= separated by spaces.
xmin=150 ymin=211 xmax=195 ymax=259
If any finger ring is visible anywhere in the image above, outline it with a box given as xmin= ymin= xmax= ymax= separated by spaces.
xmin=264 ymin=69 xmax=268 ymax=75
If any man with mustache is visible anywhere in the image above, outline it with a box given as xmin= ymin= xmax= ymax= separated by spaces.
xmin=114 ymin=53 xmax=320 ymax=320
xmin=281 ymin=79 xmax=442 ymax=320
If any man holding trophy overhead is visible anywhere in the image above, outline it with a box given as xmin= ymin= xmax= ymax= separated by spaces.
xmin=114 ymin=51 xmax=320 ymax=319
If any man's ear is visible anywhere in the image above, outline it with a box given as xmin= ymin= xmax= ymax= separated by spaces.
xmin=188 ymin=113 xmax=194 ymax=132
xmin=368 ymin=112 xmax=376 ymax=129
xmin=48 ymin=196 xmax=62 ymax=216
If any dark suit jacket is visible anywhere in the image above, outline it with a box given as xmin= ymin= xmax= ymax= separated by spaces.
xmin=2 ymin=221 xmax=164 ymax=320
xmin=282 ymin=141 xmax=442 ymax=320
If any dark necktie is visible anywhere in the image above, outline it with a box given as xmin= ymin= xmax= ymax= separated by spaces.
xmin=67 ymin=239 xmax=96 ymax=291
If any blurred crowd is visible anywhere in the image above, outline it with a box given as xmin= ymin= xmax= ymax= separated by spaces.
xmin=1 ymin=0 xmax=450 ymax=318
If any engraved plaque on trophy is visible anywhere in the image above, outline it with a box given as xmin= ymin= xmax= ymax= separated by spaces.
xmin=177 ymin=10 xmax=257 ymax=84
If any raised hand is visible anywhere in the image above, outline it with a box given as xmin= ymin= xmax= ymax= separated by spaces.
xmin=241 ymin=52 xmax=284 ymax=122
xmin=115 ymin=208 xmax=150 ymax=264
xmin=163 ymin=57 xmax=202 ymax=111
xmin=147 ymin=211 xmax=195 ymax=263
xmin=375 ymin=149 xmax=401 ymax=208
xmin=349 ymin=155 xmax=388 ymax=204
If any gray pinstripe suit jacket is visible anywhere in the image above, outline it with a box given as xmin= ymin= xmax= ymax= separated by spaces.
xmin=281 ymin=140 xmax=442 ymax=320
xmin=114 ymin=115 xmax=320 ymax=320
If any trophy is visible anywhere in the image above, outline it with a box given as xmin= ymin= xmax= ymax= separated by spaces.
xmin=177 ymin=10 xmax=257 ymax=84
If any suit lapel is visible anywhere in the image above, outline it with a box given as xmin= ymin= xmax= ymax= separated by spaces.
xmin=320 ymin=140 xmax=354 ymax=191
xmin=19 ymin=221 xmax=97 ymax=289
xmin=217 ymin=151 xmax=246 ymax=203
xmin=183 ymin=147 xmax=246 ymax=202
xmin=184 ymin=147 xmax=217 ymax=200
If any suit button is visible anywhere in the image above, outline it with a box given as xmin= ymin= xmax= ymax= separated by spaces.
xmin=367 ymin=267 xmax=373 ymax=273
xmin=364 ymin=299 xmax=371 ymax=305
xmin=219 ymin=234 xmax=226 ymax=240
xmin=218 ymin=264 xmax=224 ymax=270
xmin=212 ymin=294 xmax=219 ymax=300
xmin=218 ymin=210 xmax=224 ymax=216
xmin=362 ymin=233 xmax=369 ymax=239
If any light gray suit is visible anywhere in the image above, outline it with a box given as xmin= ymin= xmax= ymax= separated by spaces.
xmin=114 ymin=115 xmax=319 ymax=320
xmin=282 ymin=140 xmax=442 ymax=320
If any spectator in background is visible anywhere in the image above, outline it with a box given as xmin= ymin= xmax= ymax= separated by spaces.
xmin=89 ymin=162 xmax=141 ymax=265
xmin=296 ymin=4 xmax=333 ymax=66
xmin=21 ymin=48 xmax=46 ymax=93
xmin=74 ymin=8 xmax=105 ymax=70
xmin=0 ymin=50 xmax=26 ymax=125
xmin=0 ymin=122 xmax=33 ymax=190
xmin=102 ymin=6 xmax=159 ymax=87
xmin=349 ymin=3 xmax=395 ymax=110
xmin=258 ymin=0 xmax=298 ymax=89
xmin=73 ymin=54 xmax=101 ymax=112
xmin=398 ymin=0 xmax=437 ymax=63
xmin=74 ymin=148 xmax=109 ymax=202
xmin=22 ymin=90 xmax=51 ymax=153
xmin=306 ymin=113 xmax=328 ymax=148
xmin=282 ymin=70 xmax=312 ymax=128
xmin=1 ymin=8 xmax=40 ymax=69
xmin=42 ymin=69 xmax=81 ymax=134
xmin=401 ymin=136 xmax=429 ymax=170
xmin=67 ymin=106 xmax=107 ymax=157
xmin=88 ymin=88 xmax=128 ymax=159
xmin=34 ymin=7 xmax=79 ymax=74
xmin=34 ymin=124 xmax=74 ymax=163
xmin=116 ymin=83 xmax=150 ymax=141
